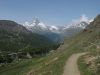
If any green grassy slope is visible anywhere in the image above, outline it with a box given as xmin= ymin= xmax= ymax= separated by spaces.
xmin=0 ymin=14 xmax=100 ymax=75
xmin=78 ymin=15 xmax=100 ymax=75
xmin=0 ymin=30 xmax=87 ymax=75
xmin=24 ymin=14 xmax=100 ymax=75
xmin=0 ymin=20 xmax=54 ymax=53
xmin=0 ymin=29 xmax=96 ymax=75
xmin=0 ymin=37 xmax=82 ymax=75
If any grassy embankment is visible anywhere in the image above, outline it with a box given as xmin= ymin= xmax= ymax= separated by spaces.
xmin=0 ymin=28 xmax=100 ymax=75
xmin=0 ymin=31 xmax=87 ymax=75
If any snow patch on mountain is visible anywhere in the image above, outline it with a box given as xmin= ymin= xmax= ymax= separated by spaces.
xmin=38 ymin=22 xmax=47 ymax=29
xmin=23 ymin=18 xmax=60 ymax=33
xmin=22 ymin=15 xmax=93 ymax=43
xmin=23 ymin=15 xmax=93 ymax=34
xmin=49 ymin=26 xmax=59 ymax=31
xmin=63 ymin=14 xmax=91 ymax=29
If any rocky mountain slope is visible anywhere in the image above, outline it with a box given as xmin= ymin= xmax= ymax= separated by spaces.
xmin=23 ymin=15 xmax=91 ymax=43
xmin=0 ymin=20 xmax=55 ymax=53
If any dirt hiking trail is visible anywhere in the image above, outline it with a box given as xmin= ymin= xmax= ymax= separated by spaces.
xmin=63 ymin=53 xmax=86 ymax=75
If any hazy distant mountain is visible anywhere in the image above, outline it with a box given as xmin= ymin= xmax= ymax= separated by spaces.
xmin=62 ymin=22 xmax=89 ymax=37
xmin=61 ymin=15 xmax=92 ymax=37
xmin=23 ymin=18 xmax=63 ymax=43
xmin=23 ymin=15 xmax=92 ymax=41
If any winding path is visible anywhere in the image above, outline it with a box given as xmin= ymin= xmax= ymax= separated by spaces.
xmin=63 ymin=53 xmax=86 ymax=75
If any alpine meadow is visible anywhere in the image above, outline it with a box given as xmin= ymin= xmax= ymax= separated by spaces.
xmin=0 ymin=0 xmax=100 ymax=75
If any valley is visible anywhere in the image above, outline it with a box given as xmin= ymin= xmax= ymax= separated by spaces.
xmin=0 ymin=14 xmax=100 ymax=75
xmin=0 ymin=0 xmax=99 ymax=75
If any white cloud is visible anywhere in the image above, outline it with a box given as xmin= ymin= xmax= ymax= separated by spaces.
xmin=70 ymin=14 xmax=94 ymax=24
xmin=80 ymin=14 xmax=88 ymax=22
xmin=72 ymin=14 xmax=88 ymax=23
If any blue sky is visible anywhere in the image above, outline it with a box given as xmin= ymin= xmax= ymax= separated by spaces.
xmin=0 ymin=0 xmax=99 ymax=25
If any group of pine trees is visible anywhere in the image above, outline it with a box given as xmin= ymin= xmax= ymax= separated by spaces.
xmin=0 ymin=43 xmax=60 ymax=64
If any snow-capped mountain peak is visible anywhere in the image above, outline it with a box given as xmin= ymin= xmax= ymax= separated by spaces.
xmin=30 ymin=18 xmax=40 ymax=26
xmin=23 ymin=18 xmax=60 ymax=33
xmin=71 ymin=14 xmax=89 ymax=23
xmin=22 ymin=16 xmax=93 ymax=43
xmin=80 ymin=14 xmax=89 ymax=23
xmin=49 ymin=25 xmax=60 ymax=33
xmin=23 ymin=18 xmax=48 ymax=30
xmin=23 ymin=15 xmax=93 ymax=35
xmin=63 ymin=14 xmax=91 ymax=29
xmin=49 ymin=26 xmax=59 ymax=31
xmin=38 ymin=22 xmax=47 ymax=29
xmin=23 ymin=21 xmax=29 ymax=26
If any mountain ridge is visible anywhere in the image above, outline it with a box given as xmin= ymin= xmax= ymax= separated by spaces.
xmin=22 ymin=16 xmax=91 ymax=43
xmin=0 ymin=20 xmax=55 ymax=53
